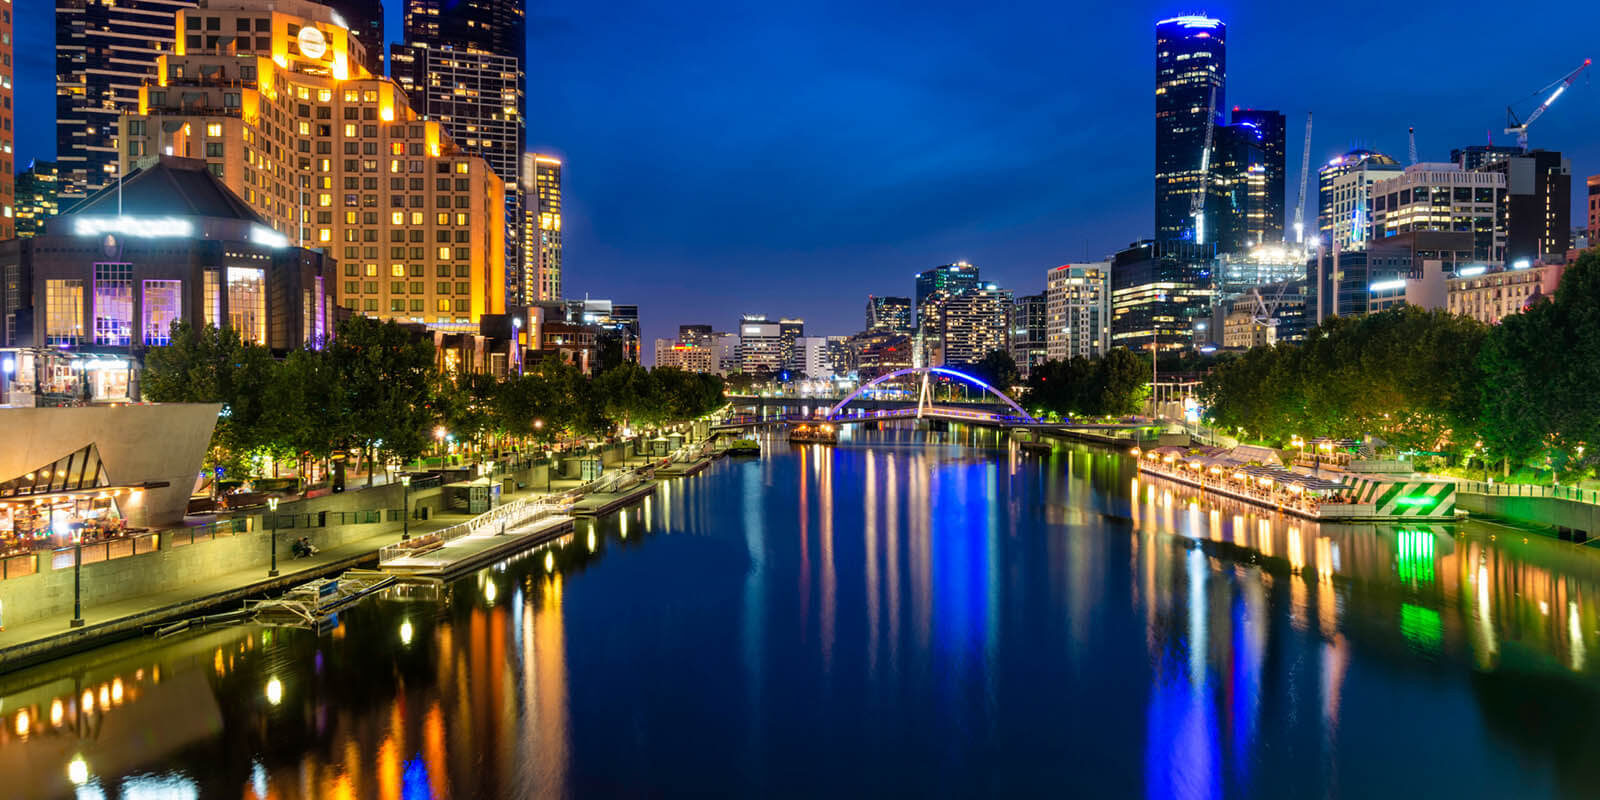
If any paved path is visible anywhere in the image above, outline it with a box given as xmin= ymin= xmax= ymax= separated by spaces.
xmin=382 ymin=514 xmax=575 ymax=575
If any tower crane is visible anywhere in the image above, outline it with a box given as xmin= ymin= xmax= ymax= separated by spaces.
xmin=1190 ymin=86 xmax=1217 ymax=245
xmin=1506 ymin=58 xmax=1591 ymax=150
xmin=1291 ymin=112 xmax=1312 ymax=246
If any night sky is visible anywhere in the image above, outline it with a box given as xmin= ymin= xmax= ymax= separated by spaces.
xmin=16 ymin=0 xmax=1600 ymax=352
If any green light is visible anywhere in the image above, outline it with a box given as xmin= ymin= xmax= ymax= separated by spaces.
xmin=1394 ymin=495 xmax=1433 ymax=506
xmin=1396 ymin=529 xmax=1435 ymax=583
xmin=1400 ymin=603 xmax=1442 ymax=652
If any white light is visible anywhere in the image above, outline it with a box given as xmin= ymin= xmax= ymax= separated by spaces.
xmin=265 ymin=677 xmax=282 ymax=706
xmin=74 ymin=216 xmax=194 ymax=239
xmin=250 ymin=224 xmax=289 ymax=249
xmin=68 ymin=756 xmax=90 ymax=786
xmin=399 ymin=619 xmax=414 ymax=645
xmin=1457 ymin=265 xmax=1487 ymax=277
xmin=1512 ymin=259 xmax=1532 ymax=270
xmin=1369 ymin=279 xmax=1407 ymax=292
xmin=297 ymin=26 xmax=327 ymax=59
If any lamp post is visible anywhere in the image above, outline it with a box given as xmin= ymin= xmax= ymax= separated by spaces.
xmin=400 ymin=474 xmax=412 ymax=541
xmin=70 ymin=529 xmax=85 ymax=628
xmin=267 ymin=496 xmax=280 ymax=577
xmin=512 ymin=316 xmax=524 ymax=377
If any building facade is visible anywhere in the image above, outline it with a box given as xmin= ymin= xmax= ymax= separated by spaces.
xmin=1589 ymin=174 xmax=1599 ymax=243
xmin=1229 ymin=107 xmax=1286 ymax=246
xmin=0 ymin=0 xmax=10 ymax=240
xmin=940 ymin=284 xmax=1011 ymax=367
xmin=1109 ymin=241 xmax=1216 ymax=353
xmin=15 ymin=162 xmax=60 ymax=239
xmin=1317 ymin=148 xmax=1403 ymax=252
xmin=678 ymin=324 xmax=713 ymax=348
xmin=654 ymin=339 xmax=712 ymax=373
xmin=1010 ymin=293 xmax=1047 ymax=378
xmin=0 ymin=157 xmax=335 ymax=402
xmin=914 ymin=262 xmax=978 ymax=327
xmin=1154 ymin=15 xmax=1226 ymax=244
xmin=116 ymin=0 xmax=507 ymax=329
xmin=1478 ymin=150 xmax=1571 ymax=265
xmin=738 ymin=318 xmax=783 ymax=374
xmin=1370 ymin=164 xmax=1505 ymax=262
xmin=1045 ymin=262 xmax=1110 ymax=361
xmin=865 ymin=295 xmax=911 ymax=333
xmin=522 ymin=154 xmax=562 ymax=303
xmin=55 ymin=0 xmax=194 ymax=203
xmin=322 ymin=0 xmax=382 ymax=75
xmin=390 ymin=44 xmax=525 ymax=298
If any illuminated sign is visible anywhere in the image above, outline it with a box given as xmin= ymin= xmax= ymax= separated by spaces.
xmin=1368 ymin=279 xmax=1407 ymax=293
xmin=250 ymin=224 xmax=289 ymax=249
xmin=297 ymin=26 xmax=327 ymax=60
xmin=1159 ymin=15 xmax=1222 ymax=29
xmin=73 ymin=216 xmax=194 ymax=239
xmin=1456 ymin=265 xmax=1487 ymax=277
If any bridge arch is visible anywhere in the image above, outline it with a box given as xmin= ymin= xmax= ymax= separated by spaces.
xmin=826 ymin=366 xmax=1036 ymax=423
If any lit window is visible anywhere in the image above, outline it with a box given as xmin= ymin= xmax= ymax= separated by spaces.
xmin=437 ymin=247 xmax=451 ymax=260
xmin=318 ymin=229 xmax=332 ymax=242
xmin=391 ymin=211 xmax=404 ymax=225
xmin=410 ymin=212 xmax=423 ymax=225
xmin=318 ymin=89 xmax=331 ymax=102
xmin=391 ymin=264 xmax=405 ymax=277
xmin=206 ymin=123 xmax=222 ymax=137
xmin=455 ymin=162 xmax=468 ymax=174
xmin=344 ymin=123 xmax=356 ymax=137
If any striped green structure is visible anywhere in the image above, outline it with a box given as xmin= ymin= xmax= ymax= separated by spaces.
xmin=1341 ymin=477 xmax=1456 ymax=517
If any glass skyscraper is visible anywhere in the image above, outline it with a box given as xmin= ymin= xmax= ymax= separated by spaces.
xmin=1154 ymin=16 xmax=1226 ymax=245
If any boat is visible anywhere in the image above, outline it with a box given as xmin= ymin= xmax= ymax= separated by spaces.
xmin=725 ymin=438 xmax=762 ymax=456
xmin=788 ymin=423 xmax=838 ymax=444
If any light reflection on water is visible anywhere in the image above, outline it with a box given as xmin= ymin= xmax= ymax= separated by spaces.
xmin=3 ymin=431 xmax=1600 ymax=796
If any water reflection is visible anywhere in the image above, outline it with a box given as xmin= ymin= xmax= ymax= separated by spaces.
xmin=5 ymin=432 xmax=1600 ymax=795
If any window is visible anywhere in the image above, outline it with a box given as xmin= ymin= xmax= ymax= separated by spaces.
xmin=46 ymin=279 xmax=85 ymax=346
xmin=206 ymin=123 xmax=222 ymax=137
xmin=93 ymin=263 xmax=133 ymax=346
xmin=142 ymin=280 xmax=183 ymax=346
xmin=437 ymin=299 xmax=450 ymax=312
xmin=438 ymin=247 xmax=452 ymax=260
xmin=227 ymin=267 xmax=267 ymax=345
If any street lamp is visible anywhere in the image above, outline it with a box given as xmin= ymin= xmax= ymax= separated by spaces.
xmin=70 ymin=528 xmax=85 ymax=628
xmin=512 ymin=317 xmax=524 ymax=377
xmin=400 ymin=474 xmax=412 ymax=541
xmin=267 ymin=497 xmax=280 ymax=577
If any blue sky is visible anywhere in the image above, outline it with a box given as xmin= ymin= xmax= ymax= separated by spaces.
xmin=16 ymin=0 xmax=1600 ymax=348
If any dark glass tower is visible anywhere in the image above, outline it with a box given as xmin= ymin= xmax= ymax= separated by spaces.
xmin=323 ymin=0 xmax=384 ymax=75
xmin=1229 ymin=108 xmax=1286 ymax=246
xmin=1155 ymin=16 xmax=1226 ymax=244
xmin=400 ymin=0 xmax=525 ymax=58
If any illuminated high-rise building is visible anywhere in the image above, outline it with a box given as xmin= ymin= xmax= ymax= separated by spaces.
xmin=322 ymin=0 xmax=383 ymax=75
xmin=914 ymin=262 xmax=979 ymax=327
xmin=118 ymin=0 xmax=507 ymax=328
xmin=521 ymin=154 xmax=563 ymax=303
xmin=55 ymin=0 xmax=194 ymax=204
xmin=1317 ymin=148 xmax=1402 ymax=252
xmin=1046 ymin=263 xmax=1110 ymax=361
xmin=1155 ymin=15 xmax=1225 ymax=244
xmin=1228 ymin=108 xmax=1285 ymax=246
xmin=15 ymin=161 xmax=60 ymax=239
xmin=941 ymin=284 xmax=1012 ymax=368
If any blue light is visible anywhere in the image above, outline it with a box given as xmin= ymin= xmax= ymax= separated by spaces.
xmin=1159 ymin=15 xmax=1223 ymax=29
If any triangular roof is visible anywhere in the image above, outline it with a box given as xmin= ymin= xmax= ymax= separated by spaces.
xmin=64 ymin=156 xmax=264 ymax=223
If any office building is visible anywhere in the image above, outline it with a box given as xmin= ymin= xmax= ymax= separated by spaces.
xmin=1110 ymin=241 xmax=1216 ymax=352
xmin=0 ymin=157 xmax=335 ymax=401
xmin=56 ymin=0 xmax=194 ymax=203
xmin=1477 ymin=150 xmax=1571 ymax=265
xmin=794 ymin=336 xmax=830 ymax=378
xmin=1210 ymin=122 xmax=1264 ymax=254
xmin=914 ymin=262 xmax=979 ymax=326
xmin=566 ymin=298 xmax=638 ymax=364
xmin=865 ymin=295 xmax=912 ymax=333
xmin=322 ymin=0 xmax=382 ymax=74
xmin=678 ymin=324 xmax=713 ymax=348
xmin=849 ymin=330 xmax=913 ymax=381
xmin=1308 ymin=231 xmax=1472 ymax=322
xmin=522 ymin=154 xmax=562 ymax=303
xmin=738 ymin=317 xmax=783 ymax=374
xmin=654 ymin=338 xmax=712 ymax=373
xmin=1219 ymin=280 xmax=1306 ymax=348
xmin=1451 ymin=144 xmax=1522 ymax=171
xmin=1318 ymin=148 xmax=1403 ymax=252
xmin=940 ymin=284 xmax=1011 ymax=368
xmin=1046 ymin=262 xmax=1110 ymax=361
xmin=1443 ymin=263 xmax=1561 ymax=324
xmin=116 ymin=0 xmax=508 ymax=329
xmin=1230 ymin=108 xmax=1286 ymax=245
xmin=1370 ymin=163 xmax=1505 ymax=262
xmin=390 ymin=44 xmax=525 ymax=298
xmin=400 ymin=0 xmax=524 ymax=61
xmin=1217 ymin=246 xmax=1307 ymax=294
xmin=15 ymin=161 xmax=59 ymax=239
xmin=1155 ymin=15 xmax=1225 ymax=244
xmin=778 ymin=318 xmax=804 ymax=371
xmin=711 ymin=332 xmax=740 ymax=376
xmin=825 ymin=335 xmax=851 ymax=377
xmin=1010 ymin=293 xmax=1047 ymax=378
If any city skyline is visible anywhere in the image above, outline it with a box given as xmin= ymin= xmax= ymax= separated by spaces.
xmin=16 ymin=0 xmax=1599 ymax=346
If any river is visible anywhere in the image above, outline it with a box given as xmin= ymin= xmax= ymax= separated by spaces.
xmin=4 ymin=428 xmax=1600 ymax=798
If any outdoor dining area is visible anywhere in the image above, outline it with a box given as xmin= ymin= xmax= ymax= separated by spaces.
xmin=1132 ymin=445 xmax=1359 ymax=518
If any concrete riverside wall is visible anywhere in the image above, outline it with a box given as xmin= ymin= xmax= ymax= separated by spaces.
xmin=1458 ymin=492 xmax=1600 ymax=538
xmin=262 ymin=482 xmax=444 ymax=520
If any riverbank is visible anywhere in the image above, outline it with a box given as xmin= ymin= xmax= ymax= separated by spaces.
xmin=0 ymin=436 xmax=710 ymax=674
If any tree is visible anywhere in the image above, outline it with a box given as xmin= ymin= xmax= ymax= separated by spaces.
xmin=593 ymin=362 xmax=662 ymax=430
xmin=968 ymin=350 xmax=1020 ymax=392
xmin=327 ymin=316 xmax=437 ymax=481
xmin=142 ymin=321 xmax=277 ymax=490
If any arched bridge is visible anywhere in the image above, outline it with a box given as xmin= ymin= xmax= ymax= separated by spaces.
xmin=825 ymin=367 xmax=1038 ymax=425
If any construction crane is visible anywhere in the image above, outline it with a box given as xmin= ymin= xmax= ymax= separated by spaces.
xmin=1248 ymin=281 xmax=1294 ymax=345
xmin=1506 ymin=58 xmax=1591 ymax=150
xmin=1291 ymin=112 xmax=1312 ymax=246
xmin=1407 ymin=127 xmax=1418 ymax=165
xmin=1190 ymin=86 xmax=1217 ymax=245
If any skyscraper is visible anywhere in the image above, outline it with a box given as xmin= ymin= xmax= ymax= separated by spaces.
xmin=523 ymin=154 xmax=563 ymax=303
xmin=1479 ymin=150 xmax=1571 ymax=265
xmin=778 ymin=318 xmax=805 ymax=372
xmin=1110 ymin=241 xmax=1216 ymax=353
xmin=1155 ymin=15 xmax=1226 ymax=244
xmin=322 ymin=0 xmax=382 ymax=75
xmin=1229 ymin=108 xmax=1286 ymax=245
xmin=1317 ymin=148 xmax=1402 ymax=252
xmin=55 ymin=0 xmax=194 ymax=203
xmin=865 ymin=295 xmax=912 ymax=333
xmin=914 ymin=262 xmax=979 ymax=327
xmin=1010 ymin=293 xmax=1047 ymax=379
xmin=14 ymin=161 xmax=60 ymax=239
xmin=678 ymin=324 xmax=713 ymax=348
xmin=1046 ymin=263 xmax=1110 ymax=361
xmin=393 ymin=0 xmax=527 ymax=303
xmin=940 ymin=284 xmax=1012 ymax=368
